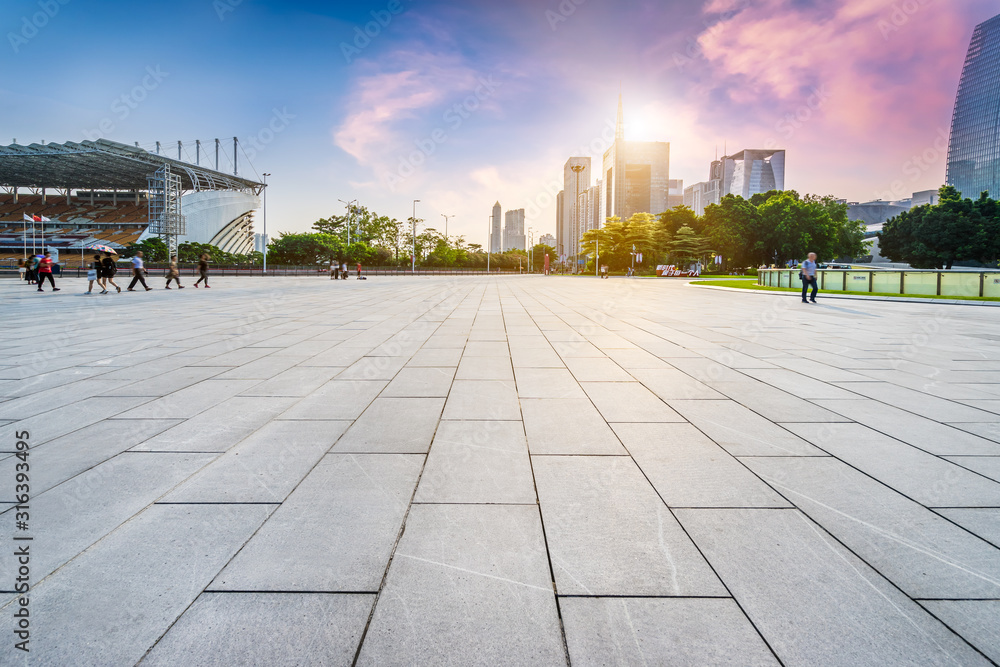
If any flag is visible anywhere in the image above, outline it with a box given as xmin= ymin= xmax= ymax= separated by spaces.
xmin=32 ymin=215 xmax=42 ymax=222
xmin=40 ymin=215 xmax=50 ymax=222
xmin=23 ymin=214 xmax=31 ymax=222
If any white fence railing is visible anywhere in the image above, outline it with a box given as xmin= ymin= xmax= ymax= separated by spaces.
xmin=758 ymin=269 xmax=1000 ymax=298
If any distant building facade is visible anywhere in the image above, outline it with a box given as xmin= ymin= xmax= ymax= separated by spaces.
xmin=562 ymin=157 xmax=591 ymax=260
xmin=491 ymin=201 xmax=502 ymax=253
xmin=503 ymin=209 xmax=526 ymax=251
xmin=539 ymin=233 xmax=556 ymax=248
xmin=947 ymin=12 xmax=1000 ymax=200
xmin=685 ymin=150 xmax=785 ymax=215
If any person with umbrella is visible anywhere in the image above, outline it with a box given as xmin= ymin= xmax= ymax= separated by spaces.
xmin=87 ymin=245 xmax=121 ymax=294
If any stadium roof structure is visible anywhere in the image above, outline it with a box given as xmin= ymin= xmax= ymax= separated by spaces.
xmin=0 ymin=139 xmax=264 ymax=194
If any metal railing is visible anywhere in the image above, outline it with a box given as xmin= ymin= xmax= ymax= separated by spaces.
xmin=759 ymin=269 xmax=1000 ymax=298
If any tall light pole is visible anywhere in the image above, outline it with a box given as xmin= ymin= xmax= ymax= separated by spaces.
xmin=411 ymin=200 xmax=420 ymax=274
xmin=570 ymin=164 xmax=585 ymax=274
xmin=441 ymin=214 xmax=453 ymax=243
xmin=338 ymin=198 xmax=357 ymax=246
xmin=487 ymin=216 xmax=492 ymax=274
xmin=528 ymin=227 xmax=533 ymax=274
xmin=262 ymin=173 xmax=271 ymax=274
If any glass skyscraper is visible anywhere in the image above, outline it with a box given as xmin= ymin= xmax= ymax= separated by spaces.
xmin=947 ymin=13 xmax=1000 ymax=200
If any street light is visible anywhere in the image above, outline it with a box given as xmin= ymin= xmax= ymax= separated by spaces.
xmin=441 ymin=214 xmax=454 ymax=243
xmin=338 ymin=198 xmax=357 ymax=247
xmin=487 ymin=215 xmax=492 ymax=274
xmin=570 ymin=164 xmax=585 ymax=274
xmin=262 ymin=173 xmax=271 ymax=274
xmin=412 ymin=200 xmax=420 ymax=274
xmin=528 ymin=227 xmax=533 ymax=274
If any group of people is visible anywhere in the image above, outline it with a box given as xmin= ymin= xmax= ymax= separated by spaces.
xmin=18 ymin=251 xmax=61 ymax=292
xmin=330 ymin=262 xmax=363 ymax=280
xmin=18 ymin=251 xmax=213 ymax=294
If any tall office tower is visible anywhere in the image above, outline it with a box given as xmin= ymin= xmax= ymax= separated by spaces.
xmin=576 ymin=181 xmax=603 ymax=243
xmin=947 ymin=12 xmax=1000 ymax=200
xmin=684 ymin=158 xmax=724 ymax=215
xmin=555 ymin=191 xmax=565 ymax=257
xmin=504 ymin=209 xmax=526 ymax=251
xmin=602 ymin=94 xmax=671 ymax=219
xmin=563 ymin=157 xmax=591 ymax=261
xmin=722 ymin=150 xmax=785 ymax=199
xmin=539 ymin=233 xmax=556 ymax=248
xmin=667 ymin=179 xmax=685 ymax=210
xmin=491 ymin=201 xmax=502 ymax=253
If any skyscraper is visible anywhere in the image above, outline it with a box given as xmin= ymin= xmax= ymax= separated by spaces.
xmin=504 ymin=209 xmax=526 ymax=251
xmin=684 ymin=150 xmax=785 ymax=215
xmin=947 ymin=12 xmax=1000 ymax=200
xmin=491 ymin=201 xmax=502 ymax=253
xmin=563 ymin=157 xmax=591 ymax=262
xmin=602 ymin=94 xmax=671 ymax=219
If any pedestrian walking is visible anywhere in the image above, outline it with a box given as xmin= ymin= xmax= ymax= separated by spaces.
xmin=330 ymin=261 xmax=338 ymax=280
xmin=26 ymin=255 xmax=39 ymax=284
xmin=356 ymin=262 xmax=362 ymax=279
xmin=101 ymin=254 xmax=121 ymax=293
xmin=193 ymin=254 xmax=210 ymax=288
xmin=127 ymin=251 xmax=152 ymax=291
xmin=340 ymin=261 xmax=348 ymax=280
xmin=801 ymin=252 xmax=819 ymax=304
xmin=86 ymin=254 xmax=101 ymax=294
xmin=17 ymin=259 xmax=26 ymax=283
xmin=165 ymin=256 xmax=184 ymax=289
xmin=36 ymin=251 xmax=59 ymax=292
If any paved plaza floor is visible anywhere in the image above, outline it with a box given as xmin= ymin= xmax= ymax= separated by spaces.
xmin=2 ymin=274 xmax=1000 ymax=666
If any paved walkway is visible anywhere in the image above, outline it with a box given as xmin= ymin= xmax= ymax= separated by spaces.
xmin=2 ymin=275 xmax=1000 ymax=666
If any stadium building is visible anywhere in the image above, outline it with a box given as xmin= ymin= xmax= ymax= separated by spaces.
xmin=0 ymin=139 xmax=264 ymax=267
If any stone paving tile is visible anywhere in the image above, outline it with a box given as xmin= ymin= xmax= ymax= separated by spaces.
xmin=816 ymin=399 xmax=1000 ymax=455
xmin=676 ymin=508 xmax=992 ymax=666
xmin=278 ymin=380 xmax=386 ymax=420
xmin=933 ymin=508 xmax=1000 ymax=548
xmin=533 ymin=456 xmax=725 ymax=596
xmin=948 ymin=422 xmax=1000 ymax=444
xmin=629 ymin=367 xmax=726 ymax=400
xmin=561 ymin=598 xmax=778 ymax=666
xmin=834 ymin=381 xmax=1000 ymax=422
xmin=11 ymin=395 xmax=153 ymax=446
xmin=919 ymin=601 xmax=1000 ymax=664
xmin=162 ymin=420 xmax=349 ymax=503
xmin=100 ymin=365 xmax=228 ymax=397
xmin=454 ymin=355 xmax=514 ymax=380
xmin=521 ymin=398 xmax=627 ymax=455
xmin=335 ymin=397 xmax=444 ymax=453
xmin=514 ymin=368 xmax=586 ymax=399
xmin=562 ymin=356 xmax=633 ymax=382
xmin=211 ymin=454 xmax=422 ymax=592
xmin=142 ymin=593 xmax=374 ymax=666
xmin=743 ymin=457 xmax=1000 ymax=599
xmin=944 ymin=455 xmax=1000 ymax=482
xmin=113 ymin=379 xmax=261 ymax=419
xmin=129 ymin=396 xmax=296 ymax=452
xmin=443 ymin=380 xmax=521 ymax=420
xmin=416 ymin=421 xmax=535 ymax=504
xmin=0 ymin=504 xmax=273 ymax=666
xmin=381 ymin=366 xmax=455 ymax=397
xmin=0 ymin=452 xmax=217 ymax=585
xmin=356 ymin=504 xmax=565 ymax=666
xmin=785 ymin=423 xmax=1000 ymax=507
xmin=669 ymin=400 xmax=826 ymax=456
xmin=706 ymin=380 xmax=850 ymax=423
xmin=239 ymin=366 xmax=344 ymax=397
xmin=406 ymin=347 xmax=464 ymax=367
xmin=614 ymin=423 xmax=791 ymax=508
xmin=581 ymin=382 xmax=684 ymax=423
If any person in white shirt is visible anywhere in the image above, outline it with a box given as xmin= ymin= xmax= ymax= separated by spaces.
xmin=801 ymin=252 xmax=818 ymax=303
xmin=128 ymin=251 xmax=152 ymax=291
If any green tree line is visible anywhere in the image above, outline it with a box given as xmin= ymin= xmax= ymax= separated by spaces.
xmin=878 ymin=186 xmax=1000 ymax=269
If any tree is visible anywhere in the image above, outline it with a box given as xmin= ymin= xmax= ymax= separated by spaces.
xmin=267 ymin=233 xmax=343 ymax=265
xmin=122 ymin=237 xmax=168 ymax=262
xmin=704 ymin=196 xmax=761 ymax=268
xmin=664 ymin=226 xmax=713 ymax=267
xmin=531 ymin=244 xmax=556 ymax=272
xmin=879 ymin=185 xmax=997 ymax=269
xmin=579 ymin=213 xmax=657 ymax=270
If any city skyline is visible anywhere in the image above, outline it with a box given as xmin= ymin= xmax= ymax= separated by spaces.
xmin=1 ymin=0 xmax=996 ymax=247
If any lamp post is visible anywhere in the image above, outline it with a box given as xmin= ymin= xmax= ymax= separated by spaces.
xmin=441 ymin=214 xmax=453 ymax=243
xmin=262 ymin=173 xmax=271 ymax=274
xmin=338 ymin=198 xmax=357 ymax=247
xmin=528 ymin=227 xmax=533 ymax=274
xmin=487 ymin=216 xmax=492 ymax=274
xmin=411 ymin=200 xmax=420 ymax=274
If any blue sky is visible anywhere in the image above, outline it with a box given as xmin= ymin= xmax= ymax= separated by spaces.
xmin=1 ymin=0 xmax=997 ymax=245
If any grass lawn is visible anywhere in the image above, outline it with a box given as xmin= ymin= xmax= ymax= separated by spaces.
xmin=692 ymin=279 xmax=1000 ymax=302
